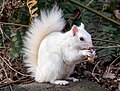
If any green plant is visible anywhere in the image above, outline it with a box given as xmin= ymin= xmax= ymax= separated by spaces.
xmin=69 ymin=0 xmax=120 ymax=66
xmin=1 ymin=0 xmax=120 ymax=64
xmin=0 ymin=0 xmax=120 ymax=90
xmin=0 ymin=0 xmax=28 ymax=61
xmin=9 ymin=31 xmax=23 ymax=60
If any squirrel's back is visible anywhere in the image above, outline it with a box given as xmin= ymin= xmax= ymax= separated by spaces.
xmin=22 ymin=6 xmax=65 ymax=77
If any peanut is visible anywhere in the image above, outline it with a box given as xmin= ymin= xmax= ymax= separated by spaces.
xmin=87 ymin=57 xmax=94 ymax=63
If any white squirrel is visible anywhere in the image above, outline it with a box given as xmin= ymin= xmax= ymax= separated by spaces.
xmin=22 ymin=6 xmax=95 ymax=85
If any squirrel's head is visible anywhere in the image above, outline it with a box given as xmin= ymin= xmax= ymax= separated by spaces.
xmin=70 ymin=23 xmax=93 ymax=49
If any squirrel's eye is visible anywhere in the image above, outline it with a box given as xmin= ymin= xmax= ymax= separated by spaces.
xmin=80 ymin=37 xmax=84 ymax=41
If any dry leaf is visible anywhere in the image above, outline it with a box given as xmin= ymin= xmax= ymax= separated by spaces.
xmin=3 ymin=78 xmax=13 ymax=83
xmin=103 ymin=71 xmax=116 ymax=79
xmin=27 ymin=0 xmax=37 ymax=7
xmin=0 ymin=73 xmax=3 ymax=80
xmin=114 ymin=10 xmax=120 ymax=20
xmin=31 ymin=7 xmax=38 ymax=14
xmin=32 ymin=13 xmax=38 ymax=17
xmin=27 ymin=0 xmax=38 ymax=22
xmin=118 ymin=82 xmax=120 ymax=90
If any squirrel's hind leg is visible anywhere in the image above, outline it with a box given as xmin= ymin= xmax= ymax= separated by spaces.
xmin=50 ymin=80 xmax=69 ymax=85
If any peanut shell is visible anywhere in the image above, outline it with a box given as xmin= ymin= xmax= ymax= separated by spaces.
xmin=87 ymin=57 xmax=94 ymax=63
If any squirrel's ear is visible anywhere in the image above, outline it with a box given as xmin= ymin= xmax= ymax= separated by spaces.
xmin=79 ymin=22 xmax=84 ymax=29
xmin=72 ymin=25 xmax=78 ymax=36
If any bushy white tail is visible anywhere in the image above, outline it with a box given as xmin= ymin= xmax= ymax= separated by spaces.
xmin=22 ymin=6 xmax=65 ymax=77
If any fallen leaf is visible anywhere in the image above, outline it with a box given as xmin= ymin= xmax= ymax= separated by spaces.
xmin=114 ymin=10 xmax=120 ymax=20
xmin=103 ymin=71 xmax=116 ymax=79
xmin=118 ymin=82 xmax=120 ymax=90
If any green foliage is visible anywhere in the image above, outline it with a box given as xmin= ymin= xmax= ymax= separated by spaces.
xmin=37 ymin=0 xmax=120 ymax=66
xmin=9 ymin=31 xmax=23 ymax=60
xmin=80 ymin=0 xmax=120 ymax=65
xmin=0 ymin=0 xmax=28 ymax=61
xmin=0 ymin=0 xmax=120 ymax=65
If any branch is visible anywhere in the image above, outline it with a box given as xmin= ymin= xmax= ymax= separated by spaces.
xmin=0 ymin=0 xmax=5 ymax=14
xmin=89 ymin=45 xmax=120 ymax=50
xmin=92 ymin=61 xmax=100 ymax=82
xmin=0 ymin=56 xmax=30 ymax=77
xmin=0 ymin=22 xmax=29 ymax=27
xmin=69 ymin=0 xmax=120 ymax=26
xmin=92 ymin=38 xmax=120 ymax=45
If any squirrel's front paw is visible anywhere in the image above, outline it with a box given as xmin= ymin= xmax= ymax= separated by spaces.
xmin=91 ymin=50 xmax=96 ymax=58
xmin=82 ymin=50 xmax=92 ymax=57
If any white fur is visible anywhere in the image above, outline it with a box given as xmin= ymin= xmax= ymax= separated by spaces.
xmin=22 ymin=6 xmax=65 ymax=77
xmin=22 ymin=6 xmax=95 ymax=85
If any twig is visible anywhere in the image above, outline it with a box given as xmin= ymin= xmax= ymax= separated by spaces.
xmin=92 ymin=61 xmax=100 ymax=82
xmin=89 ymin=45 xmax=120 ymax=50
xmin=0 ymin=22 xmax=29 ymax=27
xmin=0 ymin=56 xmax=30 ymax=77
xmin=115 ymin=55 xmax=120 ymax=66
xmin=87 ymin=0 xmax=94 ymax=6
xmin=1 ymin=60 xmax=13 ymax=91
xmin=0 ymin=0 xmax=5 ymax=14
xmin=69 ymin=0 xmax=120 ymax=26
xmin=0 ymin=25 xmax=11 ymax=41
xmin=92 ymin=38 xmax=120 ymax=45
xmin=0 ymin=47 xmax=10 ymax=49
xmin=108 ymin=56 xmax=120 ymax=71
xmin=0 ymin=26 xmax=5 ymax=46
xmin=80 ymin=0 xmax=94 ymax=18
xmin=0 ymin=76 xmax=34 ymax=88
